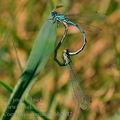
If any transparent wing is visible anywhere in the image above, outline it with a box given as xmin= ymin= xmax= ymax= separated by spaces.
xmin=65 ymin=11 xmax=106 ymax=21
xmin=77 ymin=21 xmax=103 ymax=33
xmin=64 ymin=21 xmax=102 ymax=36
xmin=64 ymin=12 xmax=105 ymax=34
xmin=68 ymin=62 xmax=91 ymax=110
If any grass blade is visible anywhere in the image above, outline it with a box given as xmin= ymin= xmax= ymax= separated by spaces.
xmin=0 ymin=81 xmax=51 ymax=120
xmin=0 ymin=81 xmax=13 ymax=93
xmin=1 ymin=17 xmax=57 ymax=120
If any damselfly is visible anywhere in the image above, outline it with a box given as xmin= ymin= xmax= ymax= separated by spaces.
xmin=54 ymin=29 xmax=91 ymax=110
xmin=50 ymin=10 xmax=87 ymax=65
xmin=50 ymin=8 xmax=91 ymax=109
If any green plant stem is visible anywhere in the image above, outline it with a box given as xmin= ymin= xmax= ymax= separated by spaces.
xmin=24 ymin=99 xmax=50 ymax=120
xmin=0 ymin=81 xmax=50 ymax=120
xmin=0 ymin=81 xmax=13 ymax=93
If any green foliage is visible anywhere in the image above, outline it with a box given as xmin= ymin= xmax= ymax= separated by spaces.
xmin=106 ymin=0 xmax=119 ymax=15
xmin=1 ymin=18 xmax=57 ymax=120
xmin=0 ymin=81 xmax=13 ymax=93
xmin=0 ymin=81 xmax=50 ymax=120
xmin=116 ymin=53 xmax=120 ymax=70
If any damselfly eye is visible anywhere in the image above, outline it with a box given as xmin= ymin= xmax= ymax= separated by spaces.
xmin=51 ymin=11 xmax=57 ymax=17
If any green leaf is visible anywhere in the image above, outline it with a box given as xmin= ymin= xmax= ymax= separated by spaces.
xmin=116 ymin=53 xmax=120 ymax=70
xmin=106 ymin=0 xmax=118 ymax=15
xmin=0 ymin=81 xmax=50 ymax=120
xmin=1 ymin=17 xmax=57 ymax=120
xmin=0 ymin=81 xmax=13 ymax=93
xmin=24 ymin=98 xmax=50 ymax=120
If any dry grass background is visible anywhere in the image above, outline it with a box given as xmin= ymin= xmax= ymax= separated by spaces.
xmin=0 ymin=0 xmax=120 ymax=120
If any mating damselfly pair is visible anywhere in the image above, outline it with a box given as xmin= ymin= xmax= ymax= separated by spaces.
xmin=49 ymin=6 xmax=91 ymax=110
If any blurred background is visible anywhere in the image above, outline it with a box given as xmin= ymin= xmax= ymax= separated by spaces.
xmin=0 ymin=0 xmax=120 ymax=120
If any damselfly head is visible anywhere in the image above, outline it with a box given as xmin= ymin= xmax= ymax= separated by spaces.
xmin=51 ymin=11 xmax=58 ymax=17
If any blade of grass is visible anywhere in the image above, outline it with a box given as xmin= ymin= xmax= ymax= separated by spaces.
xmin=0 ymin=81 xmax=50 ymax=120
xmin=0 ymin=81 xmax=13 ymax=93
xmin=24 ymin=98 xmax=50 ymax=120
xmin=116 ymin=53 xmax=120 ymax=71
xmin=1 ymin=16 xmax=57 ymax=120
xmin=11 ymin=37 xmax=23 ymax=72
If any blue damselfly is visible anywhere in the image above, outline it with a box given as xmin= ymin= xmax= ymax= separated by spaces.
xmin=50 ymin=9 xmax=91 ymax=109
xmin=50 ymin=10 xmax=87 ymax=65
